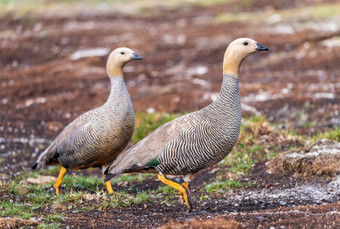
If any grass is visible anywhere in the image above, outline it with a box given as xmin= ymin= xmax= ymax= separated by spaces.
xmin=307 ymin=4 xmax=340 ymax=18
xmin=0 ymin=112 xmax=178 ymax=225
xmin=1 ymin=114 xmax=337 ymax=226
xmin=213 ymin=3 xmax=340 ymax=25
xmin=312 ymin=126 xmax=340 ymax=142
xmin=220 ymin=117 xmax=277 ymax=175
xmin=0 ymin=0 xmax=232 ymax=19
xmin=132 ymin=112 xmax=180 ymax=143
xmin=207 ymin=116 xmax=303 ymax=194
xmin=61 ymin=175 xmax=103 ymax=192
xmin=0 ymin=200 xmax=35 ymax=219
xmin=205 ymin=180 xmax=252 ymax=193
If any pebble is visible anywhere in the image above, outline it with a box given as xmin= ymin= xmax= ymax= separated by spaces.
xmin=315 ymin=200 xmax=323 ymax=205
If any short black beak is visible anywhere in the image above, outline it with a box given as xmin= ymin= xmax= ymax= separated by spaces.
xmin=256 ymin=42 xmax=269 ymax=51
xmin=132 ymin=53 xmax=143 ymax=60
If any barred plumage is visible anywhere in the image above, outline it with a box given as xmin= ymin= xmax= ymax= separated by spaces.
xmin=32 ymin=47 xmax=143 ymax=195
xmin=156 ymin=74 xmax=241 ymax=175
xmin=105 ymin=38 xmax=268 ymax=211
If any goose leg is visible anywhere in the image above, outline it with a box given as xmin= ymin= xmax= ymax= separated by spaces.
xmin=53 ymin=167 xmax=67 ymax=195
xmin=179 ymin=182 xmax=191 ymax=204
xmin=103 ymin=175 xmax=114 ymax=194
xmin=183 ymin=182 xmax=191 ymax=192
xmin=158 ymin=174 xmax=194 ymax=211
xmin=101 ymin=165 xmax=114 ymax=194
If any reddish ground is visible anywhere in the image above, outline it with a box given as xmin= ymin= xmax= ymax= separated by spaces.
xmin=1 ymin=0 xmax=339 ymax=228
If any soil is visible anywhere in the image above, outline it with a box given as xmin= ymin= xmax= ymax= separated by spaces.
xmin=0 ymin=0 xmax=340 ymax=228
xmin=0 ymin=217 xmax=39 ymax=228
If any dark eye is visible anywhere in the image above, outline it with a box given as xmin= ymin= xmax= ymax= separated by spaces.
xmin=243 ymin=41 xmax=248 ymax=46
xmin=120 ymin=51 xmax=125 ymax=55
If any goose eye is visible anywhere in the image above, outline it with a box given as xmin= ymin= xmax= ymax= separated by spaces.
xmin=120 ymin=51 xmax=125 ymax=55
xmin=243 ymin=41 xmax=248 ymax=46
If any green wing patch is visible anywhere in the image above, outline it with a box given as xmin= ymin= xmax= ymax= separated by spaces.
xmin=145 ymin=158 xmax=160 ymax=167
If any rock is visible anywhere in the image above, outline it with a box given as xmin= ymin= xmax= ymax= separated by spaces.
xmin=19 ymin=176 xmax=56 ymax=185
xmin=267 ymin=139 xmax=340 ymax=177
xmin=159 ymin=218 xmax=243 ymax=229
xmin=0 ymin=217 xmax=38 ymax=228
xmin=70 ymin=48 xmax=110 ymax=61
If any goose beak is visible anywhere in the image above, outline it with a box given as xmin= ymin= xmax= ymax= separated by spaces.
xmin=256 ymin=42 xmax=269 ymax=51
xmin=132 ymin=53 xmax=143 ymax=60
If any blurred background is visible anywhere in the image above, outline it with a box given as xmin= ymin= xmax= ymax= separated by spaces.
xmin=0 ymin=0 xmax=339 ymax=176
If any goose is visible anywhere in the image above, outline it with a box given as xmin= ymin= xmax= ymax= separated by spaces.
xmin=105 ymin=38 xmax=268 ymax=211
xmin=32 ymin=47 xmax=142 ymax=195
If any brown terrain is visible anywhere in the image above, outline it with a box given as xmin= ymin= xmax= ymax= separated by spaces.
xmin=0 ymin=0 xmax=340 ymax=228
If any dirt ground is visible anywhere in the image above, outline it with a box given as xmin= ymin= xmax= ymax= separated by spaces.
xmin=1 ymin=0 xmax=340 ymax=228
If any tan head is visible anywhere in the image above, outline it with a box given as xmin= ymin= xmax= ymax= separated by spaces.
xmin=223 ymin=38 xmax=268 ymax=76
xmin=106 ymin=47 xmax=143 ymax=77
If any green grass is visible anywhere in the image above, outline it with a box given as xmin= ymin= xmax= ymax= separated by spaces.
xmin=0 ymin=114 xmax=335 ymax=226
xmin=213 ymin=3 xmax=340 ymax=25
xmin=205 ymin=180 xmax=252 ymax=193
xmin=313 ymin=126 xmax=340 ymax=142
xmin=307 ymin=4 xmax=340 ymax=18
xmin=205 ymin=116 xmax=300 ymax=195
xmin=0 ymin=200 xmax=35 ymax=219
xmin=266 ymin=145 xmax=282 ymax=160
xmin=158 ymin=184 xmax=176 ymax=195
xmin=214 ymin=115 xmax=302 ymax=199
xmin=0 ymin=0 xmax=231 ymax=20
xmin=12 ymin=166 xmax=60 ymax=182
xmin=132 ymin=112 xmax=179 ymax=143
xmin=61 ymin=175 xmax=103 ymax=191
xmin=38 ymin=214 xmax=66 ymax=228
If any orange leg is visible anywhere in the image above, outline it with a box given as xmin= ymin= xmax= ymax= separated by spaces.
xmin=158 ymin=175 xmax=193 ymax=211
xmin=103 ymin=175 xmax=114 ymax=194
xmin=183 ymin=182 xmax=190 ymax=193
xmin=53 ymin=167 xmax=67 ymax=195
xmin=179 ymin=182 xmax=191 ymax=204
